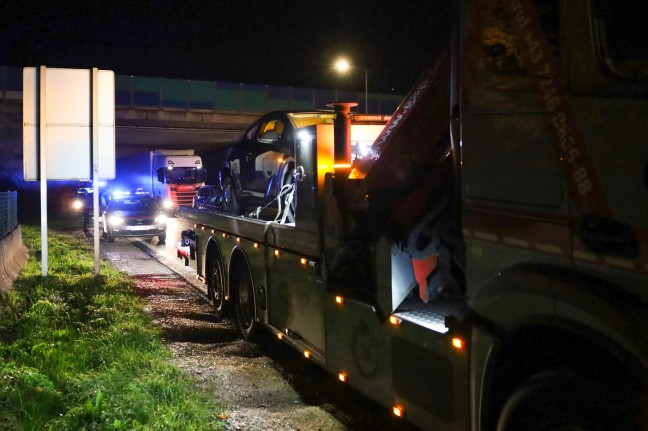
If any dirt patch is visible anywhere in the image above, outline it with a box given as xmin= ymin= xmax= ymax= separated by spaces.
xmin=129 ymin=272 xmax=419 ymax=431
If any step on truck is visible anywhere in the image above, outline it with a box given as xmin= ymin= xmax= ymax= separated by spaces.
xmin=178 ymin=0 xmax=648 ymax=429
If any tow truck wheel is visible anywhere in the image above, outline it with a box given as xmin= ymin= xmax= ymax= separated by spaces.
xmin=233 ymin=262 xmax=257 ymax=340
xmin=222 ymin=176 xmax=242 ymax=215
xmin=158 ymin=232 xmax=166 ymax=243
xmin=496 ymin=371 xmax=628 ymax=431
xmin=206 ymin=255 xmax=227 ymax=316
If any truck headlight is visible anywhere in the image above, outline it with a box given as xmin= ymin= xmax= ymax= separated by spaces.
xmin=163 ymin=199 xmax=174 ymax=209
xmin=155 ymin=214 xmax=167 ymax=224
xmin=72 ymin=199 xmax=84 ymax=210
xmin=108 ymin=215 xmax=124 ymax=226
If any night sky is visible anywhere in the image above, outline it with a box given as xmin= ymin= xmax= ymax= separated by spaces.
xmin=0 ymin=0 xmax=453 ymax=94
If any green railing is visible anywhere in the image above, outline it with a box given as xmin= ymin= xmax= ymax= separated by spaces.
xmin=1 ymin=66 xmax=403 ymax=115
xmin=0 ymin=191 xmax=18 ymax=241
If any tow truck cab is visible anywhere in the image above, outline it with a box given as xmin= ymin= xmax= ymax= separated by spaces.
xmin=180 ymin=1 xmax=648 ymax=430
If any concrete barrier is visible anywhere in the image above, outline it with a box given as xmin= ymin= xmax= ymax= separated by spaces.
xmin=0 ymin=226 xmax=28 ymax=295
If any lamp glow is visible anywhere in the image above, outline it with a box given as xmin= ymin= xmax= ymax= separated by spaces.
xmin=452 ymin=337 xmax=466 ymax=350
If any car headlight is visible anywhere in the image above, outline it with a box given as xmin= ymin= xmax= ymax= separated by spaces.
xmin=162 ymin=199 xmax=174 ymax=209
xmin=155 ymin=214 xmax=167 ymax=224
xmin=72 ymin=199 xmax=84 ymax=210
xmin=108 ymin=215 xmax=124 ymax=226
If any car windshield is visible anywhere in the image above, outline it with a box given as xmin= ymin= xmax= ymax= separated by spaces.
xmin=197 ymin=187 xmax=212 ymax=197
xmin=110 ymin=198 xmax=157 ymax=212
xmin=288 ymin=113 xmax=335 ymax=129
xmin=166 ymin=167 xmax=205 ymax=184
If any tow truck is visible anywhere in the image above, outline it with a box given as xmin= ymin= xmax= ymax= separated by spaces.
xmin=178 ymin=1 xmax=648 ymax=429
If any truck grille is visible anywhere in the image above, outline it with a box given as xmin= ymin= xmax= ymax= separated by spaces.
xmin=171 ymin=189 xmax=197 ymax=207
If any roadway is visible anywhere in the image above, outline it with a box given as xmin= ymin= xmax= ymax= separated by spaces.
xmin=95 ymin=215 xmax=202 ymax=291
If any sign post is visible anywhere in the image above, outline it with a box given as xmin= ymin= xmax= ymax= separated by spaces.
xmin=23 ymin=66 xmax=115 ymax=276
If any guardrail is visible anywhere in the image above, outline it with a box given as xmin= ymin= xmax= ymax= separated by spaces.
xmin=0 ymin=66 xmax=403 ymax=115
xmin=0 ymin=191 xmax=18 ymax=241
xmin=0 ymin=191 xmax=27 ymax=294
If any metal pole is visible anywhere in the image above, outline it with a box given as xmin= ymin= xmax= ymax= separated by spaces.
xmin=364 ymin=69 xmax=368 ymax=114
xmin=92 ymin=68 xmax=101 ymax=275
xmin=39 ymin=66 xmax=48 ymax=276
xmin=327 ymin=102 xmax=358 ymax=167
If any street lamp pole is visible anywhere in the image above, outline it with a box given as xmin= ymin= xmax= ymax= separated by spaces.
xmin=364 ymin=68 xmax=368 ymax=114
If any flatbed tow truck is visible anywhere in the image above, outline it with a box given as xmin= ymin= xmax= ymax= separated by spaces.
xmin=178 ymin=1 xmax=648 ymax=429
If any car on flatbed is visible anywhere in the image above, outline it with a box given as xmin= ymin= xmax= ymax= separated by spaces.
xmin=192 ymin=185 xmax=222 ymax=210
xmin=101 ymin=193 xmax=167 ymax=243
xmin=218 ymin=110 xmax=336 ymax=215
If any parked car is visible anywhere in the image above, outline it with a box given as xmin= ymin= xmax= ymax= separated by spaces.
xmin=193 ymin=185 xmax=222 ymax=210
xmin=101 ymin=194 xmax=167 ymax=243
xmin=218 ymin=110 xmax=336 ymax=215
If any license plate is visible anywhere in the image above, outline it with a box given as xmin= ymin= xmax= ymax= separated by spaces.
xmin=127 ymin=225 xmax=154 ymax=231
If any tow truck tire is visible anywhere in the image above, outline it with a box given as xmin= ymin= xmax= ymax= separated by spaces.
xmin=222 ymin=176 xmax=243 ymax=215
xmin=104 ymin=230 xmax=115 ymax=243
xmin=158 ymin=232 xmax=166 ymax=243
xmin=496 ymin=371 xmax=628 ymax=431
xmin=206 ymin=255 xmax=227 ymax=316
xmin=233 ymin=262 xmax=257 ymax=340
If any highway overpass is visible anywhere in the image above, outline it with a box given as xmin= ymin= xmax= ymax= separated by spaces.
xmin=0 ymin=65 xmax=403 ymax=191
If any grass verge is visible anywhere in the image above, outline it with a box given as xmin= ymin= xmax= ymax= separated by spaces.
xmin=0 ymin=224 xmax=224 ymax=430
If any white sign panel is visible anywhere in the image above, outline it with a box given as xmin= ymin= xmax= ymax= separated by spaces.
xmin=23 ymin=67 xmax=116 ymax=181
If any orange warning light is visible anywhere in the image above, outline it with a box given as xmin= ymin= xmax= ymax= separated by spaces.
xmin=338 ymin=372 xmax=347 ymax=383
xmin=393 ymin=405 xmax=405 ymax=418
xmin=452 ymin=337 xmax=466 ymax=350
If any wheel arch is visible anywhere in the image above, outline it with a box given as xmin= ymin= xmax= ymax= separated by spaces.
xmin=482 ymin=321 xmax=647 ymax=430
xmin=472 ymin=263 xmax=648 ymax=429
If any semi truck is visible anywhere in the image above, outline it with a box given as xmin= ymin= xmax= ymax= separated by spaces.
xmin=113 ymin=149 xmax=205 ymax=213
xmin=177 ymin=0 xmax=648 ymax=429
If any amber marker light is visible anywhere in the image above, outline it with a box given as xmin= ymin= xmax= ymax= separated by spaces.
xmin=338 ymin=372 xmax=347 ymax=383
xmin=277 ymin=332 xmax=284 ymax=340
xmin=335 ymin=295 xmax=344 ymax=305
xmin=236 ymin=237 xmax=241 ymax=243
xmin=304 ymin=350 xmax=311 ymax=359
xmin=389 ymin=316 xmax=401 ymax=326
xmin=393 ymin=405 xmax=405 ymax=418
xmin=211 ymin=229 xmax=215 ymax=234
xmin=300 ymin=258 xmax=307 ymax=265
xmin=274 ymin=249 xmax=280 ymax=257
xmin=222 ymin=233 xmax=226 ymax=238
xmin=201 ymin=226 xmax=205 ymax=230
xmin=452 ymin=337 xmax=466 ymax=351
xmin=254 ymin=243 xmax=259 ymax=249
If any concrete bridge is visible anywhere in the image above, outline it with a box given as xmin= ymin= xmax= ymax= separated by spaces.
xmin=0 ymin=65 xmax=403 ymax=188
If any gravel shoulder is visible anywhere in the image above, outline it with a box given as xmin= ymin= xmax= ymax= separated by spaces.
xmin=98 ymin=232 xmax=419 ymax=431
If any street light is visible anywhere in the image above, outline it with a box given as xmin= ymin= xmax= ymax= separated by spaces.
xmin=334 ymin=57 xmax=368 ymax=113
